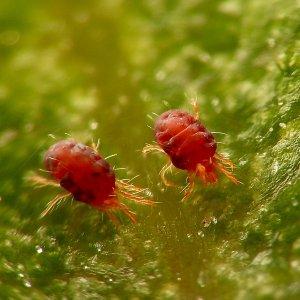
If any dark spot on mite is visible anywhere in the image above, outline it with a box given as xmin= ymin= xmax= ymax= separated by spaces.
xmin=66 ymin=141 xmax=76 ymax=148
xmin=90 ymin=153 xmax=101 ymax=161
xmin=45 ymin=156 xmax=58 ymax=172
xmin=73 ymin=190 xmax=83 ymax=202
xmin=92 ymin=172 xmax=101 ymax=177
xmin=60 ymin=174 xmax=75 ymax=190
xmin=76 ymin=143 xmax=86 ymax=151
xmin=164 ymin=141 xmax=173 ymax=152
xmin=73 ymin=190 xmax=95 ymax=203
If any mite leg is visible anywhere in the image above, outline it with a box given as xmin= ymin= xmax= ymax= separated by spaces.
xmin=191 ymin=99 xmax=200 ymax=120
xmin=28 ymin=173 xmax=60 ymax=188
xmin=214 ymin=162 xmax=241 ymax=184
xmin=215 ymin=153 xmax=235 ymax=171
xmin=91 ymin=138 xmax=100 ymax=152
xmin=196 ymin=164 xmax=208 ymax=183
xmin=101 ymin=198 xmax=137 ymax=224
xmin=118 ymin=203 xmax=137 ymax=224
xmin=142 ymin=143 xmax=179 ymax=188
xmin=142 ymin=143 xmax=165 ymax=156
xmin=213 ymin=154 xmax=241 ymax=184
xmin=160 ymin=161 xmax=177 ymax=187
xmin=40 ymin=192 xmax=71 ymax=218
xmin=96 ymin=198 xmax=121 ymax=226
xmin=181 ymin=173 xmax=196 ymax=202
xmin=196 ymin=163 xmax=218 ymax=184
xmin=105 ymin=210 xmax=121 ymax=227
xmin=116 ymin=180 xmax=154 ymax=205
xmin=117 ymin=179 xmax=148 ymax=193
xmin=205 ymin=171 xmax=218 ymax=183
xmin=142 ymin=144 xmax=176 ymax=187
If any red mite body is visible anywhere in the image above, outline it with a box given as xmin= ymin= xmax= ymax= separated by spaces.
xmin=44 ymin=140 xmax=115 ymax=208
xmin=31 ymin=139 xmax=153 ymax=223
xmin=155 ymin=110 xmax=217 ymax=177
xmin=143 ymin=106 xmax=239 ymax=200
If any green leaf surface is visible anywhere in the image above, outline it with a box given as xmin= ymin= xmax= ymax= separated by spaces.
xmin=0 ymin=1 xmax=299 ymax=299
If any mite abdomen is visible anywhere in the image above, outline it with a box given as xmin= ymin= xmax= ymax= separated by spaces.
xmin=154 ymin=109 xmax=216 ymax=171
xmin=44 ymin=139 xmax=115 ymax=206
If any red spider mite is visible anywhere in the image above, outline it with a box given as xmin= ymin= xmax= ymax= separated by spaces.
xmin=30 ymin=139 xmax=153 ymax=224
xmin=143 ymin=102 xmax=240 ymax=201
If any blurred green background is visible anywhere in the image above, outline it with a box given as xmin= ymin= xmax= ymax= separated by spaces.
xmin=0 ymin=0 xmax=299 ymax=299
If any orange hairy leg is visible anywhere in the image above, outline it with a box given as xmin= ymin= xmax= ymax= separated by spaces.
xmin=28 ymin=173 xmax=60 ymax=188
xmin=214 ymin=162 xmax=240 ymax=184
xmin=96 ymin=196 xmax=137 ymax=224
xmin=159 ymin=162 xmax=177 ymax=187
xmin=30 ymin=174 xmax=139 ymax=225
xmin=142 ymin=144 xmax=177 ymax=187
xmin=181 ymin=174 xmax=196 ymax=202
xmin=40 ymin=192 xmax=71 ymax=218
